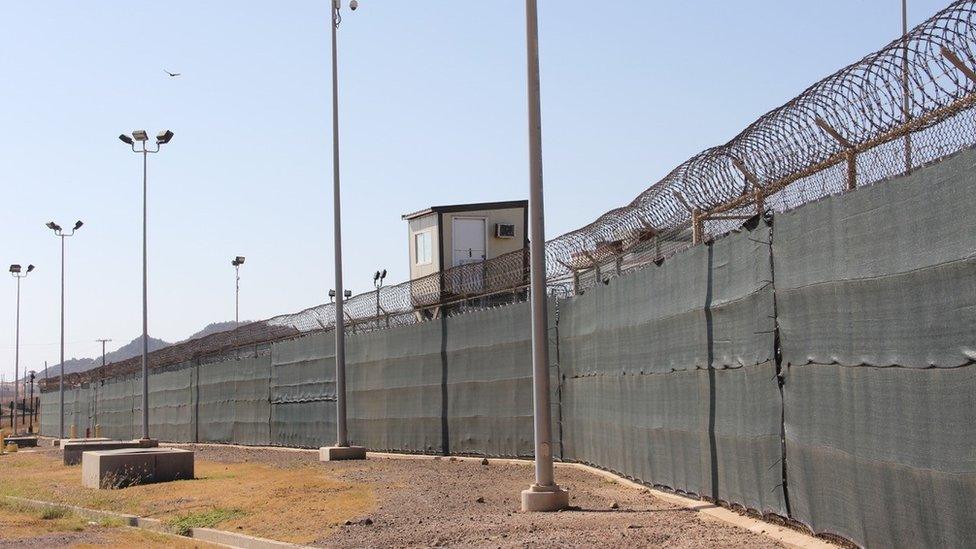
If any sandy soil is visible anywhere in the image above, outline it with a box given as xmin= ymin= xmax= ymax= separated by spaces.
xmin=182 ymin=444 xmax=785 ymax=548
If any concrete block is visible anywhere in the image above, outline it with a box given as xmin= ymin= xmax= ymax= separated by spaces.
xmin=319 ymin=446 xmax=367 ymax=461
xmin=81 ymin=448 xmax=194 ymax=489
xmin=54 ymin=437 xmax=112 ymax=448
xmin=63 ymin=439 xmax=158 ymax=466
xmin=520 ymin=484 xmax=570 ymax=512
xmin=5 ymin=436 xmax=38 ymax=448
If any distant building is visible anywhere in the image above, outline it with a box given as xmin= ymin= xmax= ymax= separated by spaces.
xmin=402 ymin=200 xmax=528 ymax=313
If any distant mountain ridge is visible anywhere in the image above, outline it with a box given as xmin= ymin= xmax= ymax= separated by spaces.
xmin=34 ymin=320 xmax=249 ymax=380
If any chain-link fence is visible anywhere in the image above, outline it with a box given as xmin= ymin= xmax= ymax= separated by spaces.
xmin=42 ymin=0 xmax=976 ymax=390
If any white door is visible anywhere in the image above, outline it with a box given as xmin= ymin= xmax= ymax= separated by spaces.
xmin=452 ymin=217 xmax=486 ymax=293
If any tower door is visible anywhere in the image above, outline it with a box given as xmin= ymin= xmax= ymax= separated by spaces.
xmin=452 ymin=217 xmax=486 ymax=267
xmin=452 ymin=217 xmax=487 ymax=294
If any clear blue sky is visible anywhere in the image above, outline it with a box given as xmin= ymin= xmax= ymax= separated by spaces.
xmin=0 ymin=1 xmax=949 ymax=377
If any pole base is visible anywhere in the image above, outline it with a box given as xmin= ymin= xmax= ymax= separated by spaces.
xmin=319 ymin=446 xmax=366 ymax=461
xmin=521 ymin=483 xmax=570 ymax=512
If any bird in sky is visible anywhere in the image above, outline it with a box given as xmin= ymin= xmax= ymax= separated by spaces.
xmin=164 ymin=69 xmax=181 ymax=77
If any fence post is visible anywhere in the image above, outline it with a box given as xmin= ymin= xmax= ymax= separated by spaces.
xmin=814 ymin=116 xmax=857 ymax=192
xmin=846 ymin=150 xmax=857 ymax=191
xmin=692 ymin=210 xmax=704 ymax=245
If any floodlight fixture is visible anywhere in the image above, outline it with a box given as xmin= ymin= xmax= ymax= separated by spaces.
xmin=344 ymin=289 xmax=352 ymax=298
xmin=380 ymin=269 xmax=387 ymax=280
xmin=329 ymin=289 xmax=336 ymax=299
xmin=9 ymin=264 xmax=21 ymax=273
xmin=46 ymin=222 xmax=62 ymax=232
xmin=73 ymin=220 xmax=84 ymax=230
xmin=27 ymin=265 xmax=35 ymax=273
xmin=156 ymin=130 xmax=174 ymax=145
xmin=373 ymin=270 xmax=380 ymax=282
xmin=132 ymin=130 xmax=149 ymax=142
xmin=119 ymin=133 xmax=134 ymax=145
xmin=235 ymin=256 xmax=246 ymax=265
xmin=349 ymin=0 xmax=358 ymax=10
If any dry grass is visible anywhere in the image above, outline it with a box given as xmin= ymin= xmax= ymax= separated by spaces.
xmin=0 ymin=499 xmax=89 ymax=539
xmin=0 ymin=451 xmax=374 ymax=544
xmin=0 ymin=499 xmax=212 ymax=547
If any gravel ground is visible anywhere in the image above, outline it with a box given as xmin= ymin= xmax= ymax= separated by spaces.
xmin=179 ymin=444 xmax=786 ymax=548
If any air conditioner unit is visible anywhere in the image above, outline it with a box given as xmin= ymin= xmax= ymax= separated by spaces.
xmin=495 ymin=223 xmax=516 ymax=239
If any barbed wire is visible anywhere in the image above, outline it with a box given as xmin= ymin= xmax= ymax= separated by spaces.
xmin=43 ymin=0 xmax=976 ymax=389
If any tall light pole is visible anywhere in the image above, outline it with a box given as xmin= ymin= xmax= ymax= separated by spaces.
xmin=47 ymin=221 xmax=83 ymax=440
xmin=320 ymin=0 xmax=366 ymax=462
xmin=119 ymin=129 xmax=174 ymax=442
xmin=231 ymin=256 xmax=245 ymax=323
xmin=373 ymin=269 xmax=386 ymax=329
xmin=520 ymin=0 xmax=569 ymax=512
xmin=9 ymin=264 xmax=34 ymax=436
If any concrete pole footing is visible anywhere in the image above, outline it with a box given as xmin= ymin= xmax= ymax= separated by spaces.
xmin=319 ymin=446 xmax=366 ymax=461
xmin=520 ymin=483 xmax=570 ymax=512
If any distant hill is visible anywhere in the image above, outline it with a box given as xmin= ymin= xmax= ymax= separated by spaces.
xmin=181 ymin=321 xmax=248 ymax=343
xmin=33 ymin=320 xmax=249 ymax=381
xmin=36 ymin=336 xmax=171 ymax=380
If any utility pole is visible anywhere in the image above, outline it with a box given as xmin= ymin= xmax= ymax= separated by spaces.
xmin=96 ymin=339 xmax=112 ymax=369
xmin=519 ymin=0 xmax=569 ymax=512
xmin=28 ymin=371 xmax=35 ymax=434
xmin=319 ymin=0 xmax=366 ymax=462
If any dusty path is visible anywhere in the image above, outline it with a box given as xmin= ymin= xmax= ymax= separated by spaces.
xmin=185 ymin=445 xmax=785 ymax=548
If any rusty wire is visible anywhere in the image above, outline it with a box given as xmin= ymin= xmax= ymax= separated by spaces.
xmin=43 ymin=1 xmax=976 ymax=389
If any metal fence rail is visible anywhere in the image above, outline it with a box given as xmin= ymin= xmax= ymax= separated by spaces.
xmin=42 ymin=0 xmax=976 ymax=389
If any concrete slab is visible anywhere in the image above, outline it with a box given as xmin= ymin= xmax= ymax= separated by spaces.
xmin=5 ymin=436 xmax=38 ymax=448
xmin=63 ymin=439 xmax=158 ymax=465
xmin=81 ymin=447 xmax=194 ymax=489
xmin=53 ymin=437 xmax=112 ymax=448
xmin=520 ymin=483 xmax=570 ymax=512
xmin=319 ymin=446 xmax=367 ymax=461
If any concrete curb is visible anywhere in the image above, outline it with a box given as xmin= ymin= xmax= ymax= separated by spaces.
xmin=3 ymin=495 xmax=309 ymax=549
xmin=168 ymin=444 xmax=833 ymax=548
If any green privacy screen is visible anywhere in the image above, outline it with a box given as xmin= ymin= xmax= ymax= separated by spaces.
xmin=775 ymin=148 xmax=976 ymax=548
xmin=37 ymin=150 xmax=975 ymax=548
xmin=270 ymin=300 xmax=541 ymax=455
xmin=558 ymin=220 xmax=788 ymax=516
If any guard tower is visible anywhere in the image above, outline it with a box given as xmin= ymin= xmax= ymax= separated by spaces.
xmin=402 ymin=200 xmax=528 ymax=312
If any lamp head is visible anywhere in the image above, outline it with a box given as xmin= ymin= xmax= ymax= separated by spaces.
xmin=156 ymin=130 xmax=174 ymax=145
xmin=132 ymin=130 xmax=149 ymax=142
xmin=9 ymin=264 xmax=21 ymax=274
xmin=118 ymin=133 xmax=134 ymax=145
xmin=343 ymin=289 xmax=352 ymax=298
xmin=26 ymin=265 xmax=35 ymax=273
xmin=380 ymin=269 xmax=387 ymax=280
xmin=236 ymin=256 xmax=245 ymax=265
xmin=73 ymin=220 xmax=84 ymax=230
xmin=329 ymin=289 xmax=336 ymax=298
xmin=349 ymin=0 xmax=358 ymax=10
xmin=46 ymin=221 xmax=62 ymax=232
xmin=373 ymin=270 xmax=380 ymax=282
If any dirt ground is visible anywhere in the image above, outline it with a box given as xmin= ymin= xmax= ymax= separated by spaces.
xmin=2 ymin=443 xmax=791 ymax=548
xmin=183 ymin=444 xmax=784 ymax=548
